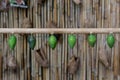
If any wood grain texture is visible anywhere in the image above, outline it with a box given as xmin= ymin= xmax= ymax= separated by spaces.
xmin=0 ymin=0 xmax=120 ymax=80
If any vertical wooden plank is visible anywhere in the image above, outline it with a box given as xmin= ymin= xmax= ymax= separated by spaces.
xmin=85 ymin=0 xmax=92 ymax=80
xmin=28 ymin=0 xmax=34 ymax=80
xmin=31 ymin=0 xmax=37 ymax=80
xmin=13 ymin=7 xmax=19 ymax=80
xmin=112 ymin=0 xmax=119 ymax=80
xmin=49 ymin=0 xmax=53 ymax=80
xmin=40 ymin=2 xmax=44 ymax=80
xmin=104 ymin=0 xmax=114 ymax=78
xmin=116 ymin=0 xmax=120 ymax=79
xmin=63 ymin=0 xmax=68 ymax=80
xmin=8 ymin=7 xmax=14 ymax=80
xmin=77 ymin=0 xmax=86 ymax=79
xmin=0 ymin=0 xmax=119 ymax=80
xmin=75 ymin=6 xmax=81 ymax=80
xmin=60 ymin=0 xmax=65 ymax=80
xmin=0 ymin=33 xmax=2 ymax=80
xmin=91 ymin=0 xmax=98 ymax=80
xmin=101 ymin=0 xmax=106 ymax=80
xmin=43 ymin=1 xmax=47 ymax=80
xmin=46 ymin=0 xmax=50 ymax=80
xmin=52 ymin=0 xmax=59 ymax=80
xmin=92 ymin=1 xmax=99 ymax=80
xmin=56 ymin=0 xmax=62 ymax=80
xmin=95 ymin=0 xmax=103 ymax=80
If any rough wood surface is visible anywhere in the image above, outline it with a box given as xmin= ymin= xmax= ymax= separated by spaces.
xmin=0 ymin=0 xmax=120 ymax=80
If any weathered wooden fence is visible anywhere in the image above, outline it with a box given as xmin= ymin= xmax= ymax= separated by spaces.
xmin=0 ymin=0 xmax=119 ymax=80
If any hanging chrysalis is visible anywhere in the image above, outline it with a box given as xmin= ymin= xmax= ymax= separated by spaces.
xmin=27 ymin=35 xmax=36 ymax=50
xmin=68 ymin=34 xmax=76 ymax=49
xmin=48 ymin=34 xmax=57 ymax=49
xmin=107 ymin=34 xmax=115 ymax=48
xmin=8 ymin=35 xmax=17 ymax=50
xmin=88 ymin=34 xmax=96 ymax=47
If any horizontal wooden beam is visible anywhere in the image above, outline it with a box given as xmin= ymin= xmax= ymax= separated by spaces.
xmin=0 ymin=28 xmax=119 ymax=34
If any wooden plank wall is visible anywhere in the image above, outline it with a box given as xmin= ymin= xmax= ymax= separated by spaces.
xmin=0 ymin=0 xmax=119 ymax=80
